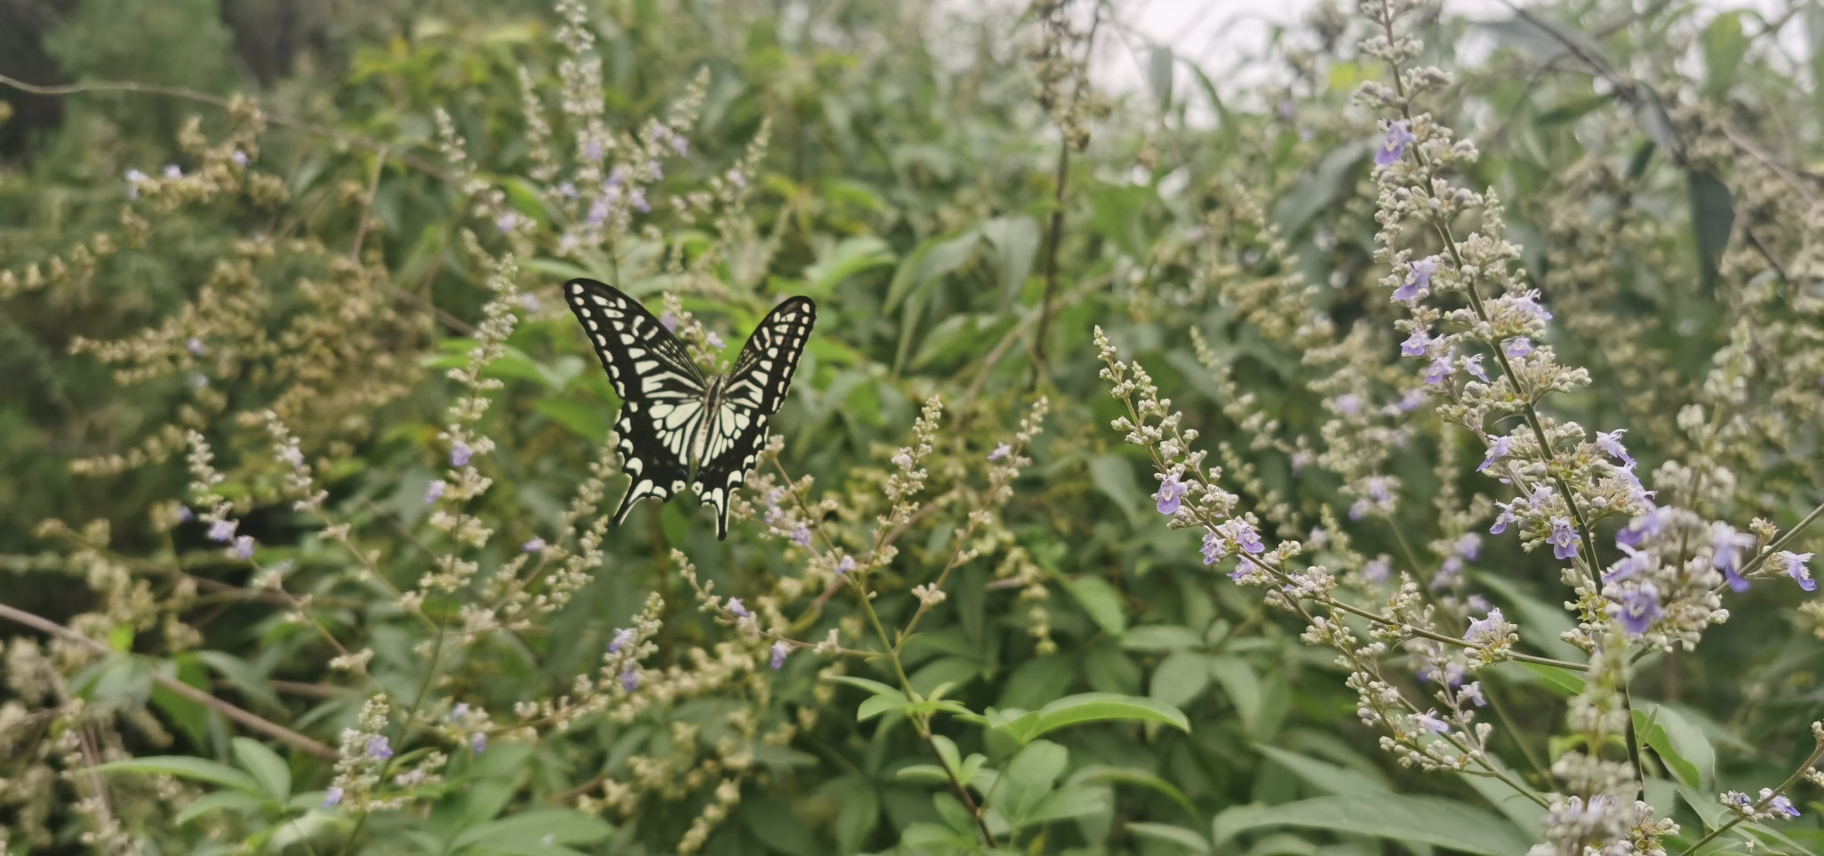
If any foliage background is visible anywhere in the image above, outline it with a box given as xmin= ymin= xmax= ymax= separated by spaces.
xmin=2 ymin=0 xmax=1823 ymax=853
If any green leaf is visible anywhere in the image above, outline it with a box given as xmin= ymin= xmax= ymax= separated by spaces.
xmin=231 ymin=738 xmax=291 ymax=801
xmin=450 ymin=809 xmax=615 ymax=852
xmin=980 ymin=216 xmax=1040 ymax=305
xmin=1701 ymin=11 xmax=1747 ymax=95
xmin=1122 ymin=625 xmax=1205 ymax=652
xmin=1066 ymin=576 xmax=1128 ymax=636
xmin=1209 ymin=656 xmax=1264 ymax=737
xmin=1149 ymin=651 xmax=1212 ymax=709
xmin=91 ymin=757 xmax=262 ymax=795
xmin=990 ymin=739 xmax=1067 ymax=824
xmin=533 ymin=397 xmax=610 ymax=441
xmin=1088 ymin=185 xmax=1154 ymax=260
xmin=1251 ymin=745 xmax=1388 ymax=797
xmin=802 ymin=236 xmax=896 ymax=297
xmin=1000 ymin=693 xmax=1190 ymax=744
xmin=897 ymin=764 xmax=952 ymax=784
xmin=1214 ymin=795 xmax=1532 ymax=856
xmin=857 ymin=689 xmax=911 ymax=721
xmin=194 ymin=650 xmax=282 ymax=712
xmin=175 ymin=790 xmax=264 ymax=825
xmin=1088 ymin=454 xmax=1145 ymax=526
xmin=1127 ymin=822 xmax=1212 ymax=854
xmin=884 ymin=231 xmax=979 ymax=312
xmin=1272 ymin=141 xmax=1369 ymax=235
xmin=1147 ymin=44 xmax=1175 ymax=111
xmin=1507 ymin=661 xmax=1587 ymax=698
xmin=1635 ymin=703 xmax=1714 ymax=790
xmin=835 ymin=783 xmax=880 ymax=854
xmin=823 ymin=675 xmax=902 ymax=697
xmin=1689 ymin=170 xmax=1735 ymax=293
xmin=1071 ymin=765 xmax=1200 ymax=821
xmin=1023 ymin=784 xmax=1109 ymax=827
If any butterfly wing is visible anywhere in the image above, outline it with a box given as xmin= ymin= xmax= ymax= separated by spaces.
xmin=563 ymin=278 xmax=708 ymax=525
xmin=693 ymin=296 xmax=817 ymax=539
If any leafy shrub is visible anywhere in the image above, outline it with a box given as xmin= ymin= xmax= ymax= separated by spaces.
xmin=2 ymin=0 xmax=1823 ymax=853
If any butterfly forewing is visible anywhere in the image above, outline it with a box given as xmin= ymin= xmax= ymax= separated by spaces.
xmin=692 ymin=297 xmax=817 ymax=539
xmin=564 ymin=279 xmax=816 ymax=539
xmin=564 ymin=279 xmax=706 ymax=526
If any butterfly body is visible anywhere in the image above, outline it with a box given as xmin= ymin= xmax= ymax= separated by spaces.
xmin=563 ymin=278 xmax=815 ymax=539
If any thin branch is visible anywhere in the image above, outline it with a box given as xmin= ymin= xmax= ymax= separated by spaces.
xmin=0 ymin=602 xmax=337 ymax=760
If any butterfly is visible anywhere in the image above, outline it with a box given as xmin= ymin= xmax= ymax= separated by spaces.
xmin=562 ymin=278 xmax=816 ymax=539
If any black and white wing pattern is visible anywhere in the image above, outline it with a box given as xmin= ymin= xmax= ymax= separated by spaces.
xmin=563 ymin=278 xmax=708 ymax=527
xmin=691 ymin=296 xmax=817 ymax=538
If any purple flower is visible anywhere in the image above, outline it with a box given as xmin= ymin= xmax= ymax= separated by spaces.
xmin=186 ymin=337 xmax=207 ymax=356
xmin=607 ymin=628 xmax=634 ymax=654
xmin=1710 ymin=522 xmax=1755 ymax=579
xmin=835 ymin=555 xmax=856 ymax=575
xmin=1466 ymin=594 xmax=1491 ymax=613
xmin=706 ymin=331 xmax=724 ymax=349
xmin=770 ymin=641 xmax=788 ymax=670
xmin=1548 ymin=516 xmax=1579 ymax=560
xmin=125 ymin=169 xmax=148 ymax=200
xmin=230 ymin=535 xmax=254 ymax=561
xmin=1154 ymin=473 xmax=1190 ymax=516
xmin=1769 ymin=792 xmax=1800 ymax=818
xmin=1777 ymin=551 xmax=1816 ymax=592
xmin=1229 ymin=558 xmax=1264 ymax=584
xmin=1504 ymin=337 xmax=1532 ymax=358
xmin=1394 ymin=256 xmax=1437 ymax=302
xmin=988 ymin=443 xmax=1011 ymax=461
xmin=1398 ymin=390 xmax=1425 ymax=412
xmin=425 ymin=480 xmax=446 ymax=503
xmin=1424 ymin=354 xmax=1453 ymax=385
xmin=606 ymin=165 xmax=627 ymax=187
xmin=583 ymin=140 xmax=603 ymax=163
xmin=450 ymin=703 xmax=469 ymax=720
xmin=659 ymin=311 xmax=677 ymax=332
xmin=1455 ymin=533 xmax=1481 ymax=560
xmin=1375 ymin=120 xmax=1415 ymax=166
xmin=323 ymin=787 xmax=344 ymax=808
xmin=1478 ymin=436 xmax=1515 ymax=472
xmin=472 ymin=732 xmax=488 ymax=753
xmin=1431 ymin=559 xmax=1461 ymax=590
xmin=522 ymin=538 xmax=546 ymax=553
xmin=1230 ymin=519 xmax=1266 ymax=554
xmin=672 ymin=136 xmax=688 ymax=156
xmin=521 ymin=293 xmax=541 ymax=312
xmin=1361 ymin=555 xmax=1391 ymax=583
xmin=647 ymin=160 xmax=663 ymax=180
xmin=1463 ymin=354 xmax=1489 ymax=383
xmin=1617 ymin=507 xmax=1672 ymax=548
xmin=1201 ymin=530 xmax=1228 ymax=565
xmin=176 ymin=505 xmax=194 ymax=522
xmin=1464 ymin=608 xmax=1508 ymax=647
xmin=450 ymin=441 xmax=473 ymax=467
xmin=366 ymin=736 xmax=393 ymax=759
xmin=496 ymin=212 xmax=520 ymax=234
xmin=1400 ymin=328 xmax=1431 ymax=358
xmin=1334 ymin=394 xmax=1361 ymax=416
xmin=790 ymin=524 xmax=811 ymax=547
xmin=207 ymin=519 xmax=236 ymax=542
xmin=163 ymin=164 xmax=182 ymax=179
xmin=1612 ymin=581 xmax=1663 ymax=635
xmin=231 ymin=150 xmax=250 ymax=167
xmin=727 ymin=598 xmax=751 ymax=618
xmin=1460 ymin=682 xmax=1487 ymax=707
xmin=1595 ymin=430 xmax=1635 ymax=468
xmin=728 ymin=170 xmax=748 ymax=190
xmin=1512 ymin=291 xmax=1553 ymax=322
xmin=1602 ymin=544 xmax=1654 ymax=584
xmin=620 ymin=665 xmax=640 ymax=693
xmin=587 ymin=198 xmax=610 ymax=226
xmin=1412 ymin=709 xmax=1449 ymax=733
xmin=629 ymin=189 xmax=650 ymax=213
xmin=556 ymin=182 xmax=579 ymax=199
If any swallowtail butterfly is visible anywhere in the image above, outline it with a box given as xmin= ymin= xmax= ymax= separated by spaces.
xmin=563 ymin=278 xmax=816 ymax=539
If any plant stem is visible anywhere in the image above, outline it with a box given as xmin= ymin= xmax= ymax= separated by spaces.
xmin=1678 ymin=735 xmax=1824 ymax=855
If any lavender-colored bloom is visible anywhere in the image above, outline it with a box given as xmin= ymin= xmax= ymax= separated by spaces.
xmin=789 ymin=524 xmax=811 ymax=547
xmin=770 ymin=641 xmax=788 ymax=670
xmin=125 ymin=168 xmax=148 ymax=186
xmin=1710 ymin=522 xmax=1756 ymax=580
xmin=208 ymin=519 xmax=236 ymax=542
xmin=1361 ymin=554 xmax=1391 ymax=583
xmin=586 ymin=198 xmax=610 ymax=227
xmin=497 ymin=212 xmax=520 ymax=234
xmin=192 ymin=373 xmax=209 ymax=390
xmin=1201 ymin=530 xmax=1228 ymax=565
xmin=620 ymin=664 xmax=639 ymax=692
xmin=366 ymin=736 xmax=393 ymax=759
xmin=1375 ymin=120 xmax=1415 ymax=166
xmin=472 ymin=733 xmax=488 ymax=753
xmin=1455 ymin=533 xmax=1481 ymax=560
xmin=1595 ymin=429 xmax=1635 ymax=468
xmin=1398 ymin=390 xmax=1425 ymax=413
xmin=628 ymin=189 xmax=650 ymax=213
xmin=1460 ymin=682 xmax=1487 ymax=707
xmin=728 ymin=170 xmax=747 ymax=190
xmin=1424 ymin=354 xmax=1453 ymax=385
xmin=1466 ymin=594 xmax=1491 ymax=613
xmin=1777 ymin=551 xmax=1816 ymax=592
xmin=1277 ymin=100 xmax=1297 ymax=120
xmin=659 ymin=311 xmax=677 ymax=332
xmin=1602 ymin=544 xmax=1654 ymax=584
xmin=671 ymin=135 xmax=688 ymax=156
xmin=1769 ymin=792 xmax=1801 ymax=818
xmin=583 ymin=140 xmax=603 ymax=162
xmin=1617 ymin=507 xmax=1672 ymax=548
xmin=1229 ymin=558 xmax=1263 ymax=584
xmin=521 ymin=293 xmax=541 ymax=312
xmin=450 ymin=441 xmax=473 ymax=467
xmin=1488 ymin=503 xmax=1516 ymax=536
xmin=607 ymin=628 xmax=634 ymax=653
xmin=891 ymin=451 xmax=914 ymax=470
xmin=1504 ymin=337 xmax=1532 ymax=358
xmin=1334 ymin=394 xmax=1361 ymax=416
xmin=1400 ymin=328 xmax=1431 ymax=357
xmin=163 ymin=164 xmax=182 ymax=179
xmin=647 ymin=160 xmax=663 ymax=180
xmin=1548 ymin=516 xmax=1579 ymax=560
xmin=556 ymin=182 xmax=578 ymax=199
xmin=450 ymin=703 xmax=469 ymax=721
xmin=1412 ymin=709 xmax=1449 ymax=733
xmin=186 ymin=337 xmax=207 ymax=356
xmin=231 ymin=150 xmax=250 ymax=167
xmin=835 ymin=555 xmax=856 ymax=575
xmin=176 ymin=505 xmax=194 ymax=522
xmin=1478 ymin=435 xmax=1515 ymax=472
xmin=1154 ymin=473 xmax=1190 ymax=516
xmin=1613 ymin=582 xmax=1663 ymax=635
xmin=1394 ymin=256 xmax=1437 ymax=302
xmin=706 ymin=331 xmax=724 ymax=349
xmin=1512 ymin=291 xmax=1553 ymax=321
xmin=988 ymin=443 xmax=1011 ymax=461
xmin=1464 ymin=608 xmax=1507 ymax=645
xmin=1463 ymin=354 xmax=1489 ymax=383
xmin=523 ymin=538 xmax=546 ymax=553
xmin=425 ymin=480 xmax=446 ymax=503
xmin=323 ymin=787 xmax=344 ymax=808
xmin=230 ymin=535 xmax=254 ymax=561
xmin=1430 ymin=560 xmax=1461 ymax=590
xmin=727 ymin=598 xmax=751 ymax=618
xmin=1232 ymin=520 xmax=1266 ymax=554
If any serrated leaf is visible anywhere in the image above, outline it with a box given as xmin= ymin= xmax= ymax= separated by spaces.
xmin=91 ymin=757 xmax=262 ymax=795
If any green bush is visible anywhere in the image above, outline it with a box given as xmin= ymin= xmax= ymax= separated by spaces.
xmin=2 ymin=0 xmax=1823 ymax=853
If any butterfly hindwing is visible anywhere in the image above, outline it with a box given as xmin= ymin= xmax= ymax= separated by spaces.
xmin=692 ymin=297 xmax=817 ymax=538
xmin=563 ymin=278 xmax=704 ymax=524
